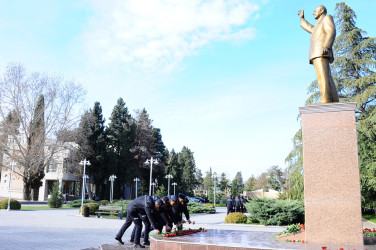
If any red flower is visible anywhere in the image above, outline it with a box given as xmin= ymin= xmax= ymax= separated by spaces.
xmin=302 ymin=240 xmax=305 ymax=243
xmin=322 ymin=247 xmax=327 ymax=250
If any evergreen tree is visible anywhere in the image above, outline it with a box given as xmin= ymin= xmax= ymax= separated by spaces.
xmin=107 ymin=98 xmax=135 ymax=199
xmin=265 ymin=165 xmax=285 ymax=191
xmin=88 ymin=102 xmax=110 ymax=198
xmin=203 ymin=168 xmax=214 ymax=198
xmin=25 ymin=94 xmax=45 ymax=200
xmin=219 ymin=172 xmax=230 ymax=193
xmin=155 ymin=184 xmax=167 ymax=197
xmin=178 ymin=146 xmax=198 ymax=196
xmin=48 ymin=181 xmax=64 ymax=208
xmin=231 ymin=171 xmax=244 ymax=196
xmin=131 ymin=109 xmax=158 ymax=196
xmin=244 ymin=175 xmax=257 ymax=191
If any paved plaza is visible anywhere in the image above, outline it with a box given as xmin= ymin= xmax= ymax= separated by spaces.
xmin=0 ymin=206 xmax=375 ymax=250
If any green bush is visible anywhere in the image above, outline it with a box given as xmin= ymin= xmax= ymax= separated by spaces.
xmin=67 ymin=199 xmax=96 ymax=207
xmin=100 ymin=200 xmax=109 ymax=206
xmin=188 ymin=202 xmax=216 ymax=214
xmin=0 ymin=199 xmax=21 ymax=210
xmin=225 ymin=212 xmax=247 ymax=223
xmin=112 ymin=200 xmax=132 ymax=217
xmin=86 ymin=202 xmax=100 ymax=215
xmin=246 ymin=198 xmax=304 ymax=226
xmin=48 ymin=182 xmax=64 ymax=208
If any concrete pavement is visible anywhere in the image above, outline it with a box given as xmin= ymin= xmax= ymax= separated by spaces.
xmin=1 ymin=207 xmax=375 ymax=250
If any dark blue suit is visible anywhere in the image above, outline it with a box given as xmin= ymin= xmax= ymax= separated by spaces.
xmin=116 ymin=196 xmax=158 ymax=244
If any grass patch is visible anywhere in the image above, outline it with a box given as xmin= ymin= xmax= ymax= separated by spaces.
xmin=21 ymin=206 xmax=75 ymax=210
xmin=363 ymin=214 xmax=376 ymax=223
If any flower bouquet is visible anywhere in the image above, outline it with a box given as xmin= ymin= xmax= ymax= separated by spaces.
xmin=162 ymin=227 xmax=207 ymax=238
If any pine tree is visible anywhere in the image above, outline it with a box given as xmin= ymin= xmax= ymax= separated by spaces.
xmin=107 ymin=98 xmax=135 ymax=199
xmin=219 ymin=173 xmax=230 ymax=193
xmin=48 ymin=181 xmax=64 ymax=208
xmin=178 ymin=146 xmax=198 ymax=196
xmin=155 ymin=184 xmax=167 ymax=197
xmin=231 ymin=172 xmax=244 ymax=196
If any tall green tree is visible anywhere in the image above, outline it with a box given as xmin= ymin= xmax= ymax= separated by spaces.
xmin=231 ymin=171 xmax=244 ymax=196
xmin=178 ymin=146 xmax=198 ymax=196
xmin=330 ymin=3 xmax=376 ymax=209
xmin=107 ymin=98 xmax=136 ymax=199
xmin=76 ymin=102 xmax=108 ymax=199
xmin=203 ymin=168 xmax=214 ymax=198
xmin=25 ymin=94 xmax=45 ymax=200
xmin=219 ymin=172 xmax=230 ymax=193
xmin=244 ymin=175 xmax=257 ymax=191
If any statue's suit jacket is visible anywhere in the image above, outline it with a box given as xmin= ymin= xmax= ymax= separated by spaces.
xmin=300 ymin=14 xmax=336 ymax=64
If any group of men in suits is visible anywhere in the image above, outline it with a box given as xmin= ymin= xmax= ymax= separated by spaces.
xmin=226 ymin=195 xmax=248 ymax=214
xmin=115 ymin=193 xmax=191 ymax=248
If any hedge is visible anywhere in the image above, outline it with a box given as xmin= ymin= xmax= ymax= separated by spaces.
xmin=225 ymin=212 xmax=247 ymax=223
xmin=188 ymin=202 xmax=216 ymax=214
xmin=0 ymin=199 xmax=21 ymax=210
xmin=67 ymin=199 xmax=96 ymax=207
xmin=246 ymin=198 xmax=304 ymax=226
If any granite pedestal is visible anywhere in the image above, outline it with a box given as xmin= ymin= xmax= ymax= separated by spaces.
xmin=300 ymin=102 xmax=363 ymax=246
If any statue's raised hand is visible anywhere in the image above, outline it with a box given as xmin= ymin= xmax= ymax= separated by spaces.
xmin=298 ymin=9 xmax=304 ymax=18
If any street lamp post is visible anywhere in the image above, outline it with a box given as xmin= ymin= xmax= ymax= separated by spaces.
xmin=109 ymin=175 xmax=117 ymax=203
xmin=79 ymin=159 xmax=91 ymax=215
xmin=133 ymin=178 xmax=140 ymax=199
xmin=151 ymin=182 xmax=156 ymax=195
xmin=172 ymin=182 xmax=177 ymax=196
xmin=144 ymin=157 xmax=159 ymax=196
xmin=213 ymin=173 xmax=217 ymax=208
xmin=165 ymin=174 xmax=173 ymax=196
xmin=7 ymin=161 xmax=17 ymax=211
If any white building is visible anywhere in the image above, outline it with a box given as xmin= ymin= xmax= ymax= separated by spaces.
xmin=0 ymin=140 xmax=79 ymax=201
xmin=243 ymin=188 xmax=281 ymax=199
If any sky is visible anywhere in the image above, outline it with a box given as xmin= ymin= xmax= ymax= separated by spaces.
xmin=0 ymin=0 xmax=375 ymax=181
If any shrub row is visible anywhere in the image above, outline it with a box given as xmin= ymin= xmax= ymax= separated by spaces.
xmin=188 ymin=202 xmax=216 ymax=214
xmin=246 ymin=198 xmax=304 ymax=226
xmin=0 ymin=199 xmax=21 ymax=210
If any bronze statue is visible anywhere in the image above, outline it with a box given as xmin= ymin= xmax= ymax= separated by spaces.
xmin=298 ymin=5 xmax=339 ymax=104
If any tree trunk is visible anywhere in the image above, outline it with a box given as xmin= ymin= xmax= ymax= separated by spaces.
xmin=23 ymin=182 xmax=31 ymax=200
xmin=87 ymin=183 xmax=93 ymax=200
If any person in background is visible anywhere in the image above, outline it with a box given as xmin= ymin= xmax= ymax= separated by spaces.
xmin=226 ymin=196 xmax=234 ymax=214
xmin=234 ymin=195 xmax=242 ymax=213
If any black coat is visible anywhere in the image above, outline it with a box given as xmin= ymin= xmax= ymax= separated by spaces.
xmin=127 ymin=195 xmax=158 ymax=229
xmin=226 ymin=198 xmax=234 ymax=208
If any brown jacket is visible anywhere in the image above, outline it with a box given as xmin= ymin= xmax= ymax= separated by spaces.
xmin=300 ymin=14 xmax=336 ymax=64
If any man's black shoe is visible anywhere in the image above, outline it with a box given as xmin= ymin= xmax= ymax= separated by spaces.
xmin=115 ymin=237 xmax=124 ymax=245
xmin=130 ymin=238 xmax=134 ymax=243
xmin=143 ymin=241 xmax=150 ymax=246
xmin=134 ymin=243 xmax=145 ymax=248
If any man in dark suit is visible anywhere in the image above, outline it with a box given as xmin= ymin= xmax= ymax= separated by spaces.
xmin=299 ymin=5 xmax=339 ymax=104
xmin=115 ymin=195 xmax=162 ymax=248
xmin=226 ymin=196 xmax=234 ymax=214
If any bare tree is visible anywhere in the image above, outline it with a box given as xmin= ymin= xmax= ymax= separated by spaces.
xmin=0 ymin=63 xmax=85 ymax=200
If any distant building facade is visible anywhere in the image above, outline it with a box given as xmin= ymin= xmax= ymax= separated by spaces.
xmin=0 ymin=135 xmax=79 ymax=201
xmin=243 ymin=188 xmax=281 ymax=199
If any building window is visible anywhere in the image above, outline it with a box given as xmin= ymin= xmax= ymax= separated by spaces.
xmin=47 ymin=161 xmax=56 ymax=173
